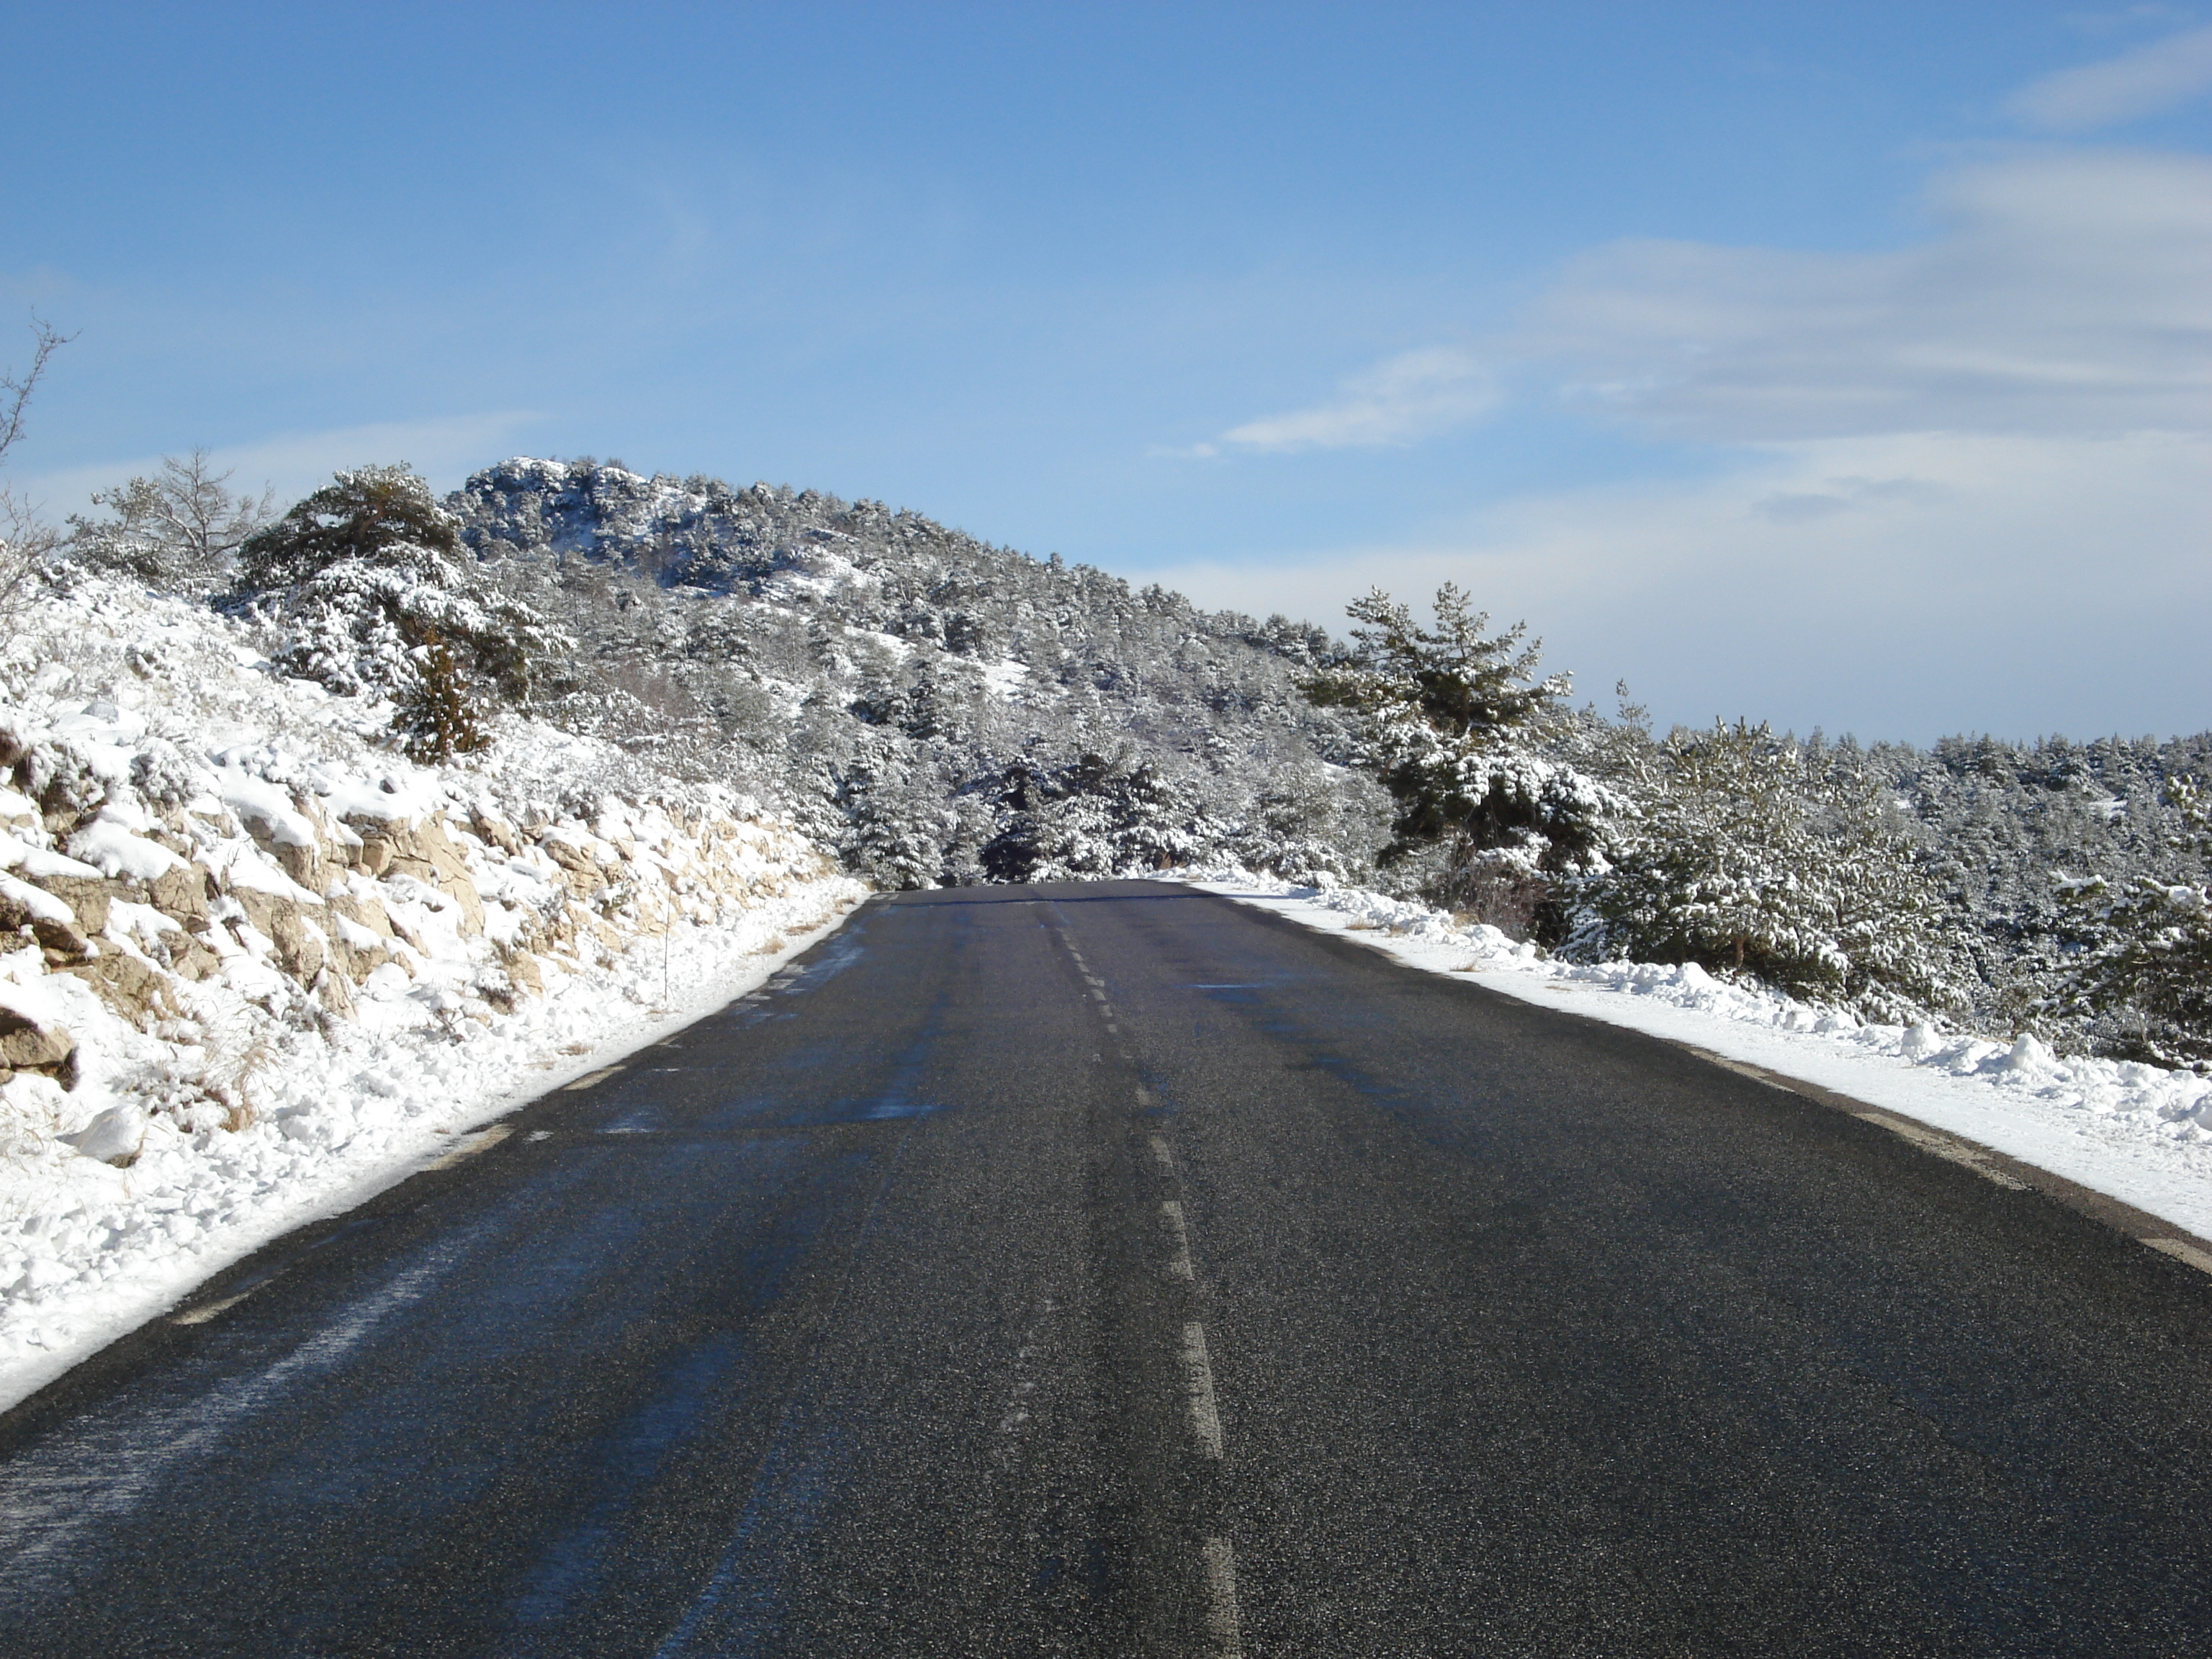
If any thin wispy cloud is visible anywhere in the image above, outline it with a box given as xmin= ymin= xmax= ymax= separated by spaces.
xmin=21 ymin=411 xmax=541 ymax=520
xmin=1520 ymin=149 xmax=2212 ymax=441
xmin=1205 ymin=346 xmax=1496 ymax=454
xmin=1148 ymin=428 xmax=2212 ymax=739
xmin=2009 ymin=22 xmax=2212 ymax=130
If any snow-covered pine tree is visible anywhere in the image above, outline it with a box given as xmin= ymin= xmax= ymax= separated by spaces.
xmin=1301 ymin=584 xmax=1617 ymax=931
xmin=233 ymin=464 xmax=566 ymax=757
xmin=976 ymin=747 xmax=1215 ymax=882
xmin=2058 ymin=775 xmax=2212 ymax=1069
xmin=1578 ymin=719 xmax=1968 ymax=1020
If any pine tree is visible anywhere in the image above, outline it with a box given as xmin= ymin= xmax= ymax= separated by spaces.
xmin=1580 ymin=720 xmax=1969 ymax=1019
xmin=1301 ymin=584 xmax=1617 ymax=925
xmin=2060 ymin=775 xmax=2212 ymax=1069
xmin=391 ymin=630 xmax=485 ymax=762
xmin=233 ymin=465 xmax=566 ymax=732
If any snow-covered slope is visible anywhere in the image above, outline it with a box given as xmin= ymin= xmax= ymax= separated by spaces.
xmin=1195 ymin=873 xmax=2212 ymax=1244
xmin=0 ymin=575 xmax=863 ymax=1412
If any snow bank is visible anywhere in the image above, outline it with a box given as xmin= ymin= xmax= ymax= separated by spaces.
xmin=1189 ymin=871 xmax=2212 ymax=1241
xmin=0 ymin=576 xmax=865 ymax=1413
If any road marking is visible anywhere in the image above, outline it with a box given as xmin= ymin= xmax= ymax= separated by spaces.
xmin=2144 ymin=1236 xmax=2212 ymax=1276
xmin=1150 ymin=1133 xmax=1174 ymax=1174
xmin=426 ymin=1123 xmax=513 ymax=1169
xmin=1181 ymin=1321 xmax=1224 ymax=1458
xmin=526 ymin=1130 xmax=552 ymax=1142
xmin=1135 ymin=1084 xmax=1154 ymax=1106
xmin=171 ymin=1277 xmax=282 ymax=1326
xmin=1853 ymin=1110 xmax=2031 ymax=1190
xmin=1090 ymin=986 xmax=1108 ymax=1002
xmin=1084 ymin=974 xmax=1107 ymax=990
xmin=1161 ymin=1201 xmax=1196 ymax=1280
xmin=563 ymin=1066 xmax=625 ymax=1091
xmin=1202 ymin=1535 xmax=1244 ymax=1657
xmin=1694 ymin=1048 xmax=1797 ymax=1093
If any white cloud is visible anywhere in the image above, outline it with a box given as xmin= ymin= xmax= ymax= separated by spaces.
xmin=19 ymin=411 xmax=540 ymax=521
xmin=2010 ymin=23 xmax=2212 ymax=130
xmin=1520 ymin=149 xmax=2212 ymax=441
xmin=1215 ymin=346 xmax=1496 ymax=451
xmin=1145 ymin=430 xmax=2212 ymax=742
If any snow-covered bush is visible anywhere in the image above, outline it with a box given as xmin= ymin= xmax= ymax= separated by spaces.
xmin=2059 ymin=775 xmax=2212 ymax=1069
xmin=233 ymin=466 xmax=565 ymax=758
xmin=1576 ymin=719 xmax=1969 ymax=1021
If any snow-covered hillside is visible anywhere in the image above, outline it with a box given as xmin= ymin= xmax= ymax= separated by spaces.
xmin=0 ymin=573 xmax=863 ymax=1411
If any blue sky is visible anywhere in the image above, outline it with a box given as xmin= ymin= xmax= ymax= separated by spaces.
xmin=4 ymin=2 xmax=2207 ymax=742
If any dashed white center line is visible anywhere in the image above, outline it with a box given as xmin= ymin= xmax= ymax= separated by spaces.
xmin=1202 ymin=1535 xmax=1244 ymax=1657
xmin=1180 ymin=1321 xmax=1225 ymax=1459
xmin=1149 ymin=1133 xmax=1174 ymax=1174
xmin=1161 ymin=1201 xmax=1196 ymax=1281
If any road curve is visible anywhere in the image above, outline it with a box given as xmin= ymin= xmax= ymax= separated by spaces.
xmin=1 ymin=879 xmax=2208 ymax=1656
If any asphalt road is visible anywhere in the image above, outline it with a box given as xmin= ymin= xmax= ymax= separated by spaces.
xmin=2 ymin=880 xmax=2209 ymax=1657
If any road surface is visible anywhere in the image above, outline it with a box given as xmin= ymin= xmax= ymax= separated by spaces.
xmin=2 ymin=880 xmax=2209 ymax=1656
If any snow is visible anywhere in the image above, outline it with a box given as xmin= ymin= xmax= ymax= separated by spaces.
xmin=1190 ymin=873 xmax=2212 ymax=1243
xmin=0 ymin=838 xmax=104 ymax=883
xmin=0 ymin=574 xmax=868 ymax=1416
xmin=67 ymin=813 xmax=190 ymax=881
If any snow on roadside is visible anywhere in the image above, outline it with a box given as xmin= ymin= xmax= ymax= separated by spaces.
xmin=0 ymin=575 xmax=866 ymax=1414
xmin=1187 ymin=872 xmax=2212 ymax=1243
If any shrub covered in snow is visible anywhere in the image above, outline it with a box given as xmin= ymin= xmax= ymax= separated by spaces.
xmin=2059 ymin=775 xmax=2212 ymax=1069
xmin=233 ymin=465 xmax=565 ymax=758
xmin=1575 ymin=719 xmax=1970 ymax=1022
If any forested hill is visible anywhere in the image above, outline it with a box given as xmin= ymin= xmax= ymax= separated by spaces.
xmin=447 ymin=457 xmax=1386 ymax=889
xmin=52 ymin=450 xmax=2211 ymax=1062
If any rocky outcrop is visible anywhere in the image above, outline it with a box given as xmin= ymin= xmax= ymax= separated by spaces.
xmin=1 ymin=783 xmax=839 ymax=1048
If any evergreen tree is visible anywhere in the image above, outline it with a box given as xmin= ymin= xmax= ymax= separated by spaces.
xmin=2059 ymin=775 xmax=2212 ymax=1069
xmin=233 ymin=466 xmax=565 ymax=739
xmin=1579 ymin=720 xmax=1969 ymax=1019
xmin=1302 ymin=584 xmax=1617 ymax=926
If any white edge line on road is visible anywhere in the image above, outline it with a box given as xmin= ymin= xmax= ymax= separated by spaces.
xmin=425 ymin=1123 xmax=516 ymax=1169
xmin=2144 ymin=1236 xmax=2212 ymax=1276
xmin=562 ymin=1066 xmax=625 ymax=1092
xmin=171 ymin=1278 xmax=279 ymax=1326
xmin=1852 ymin=1110 xmax=2032 ymax=1191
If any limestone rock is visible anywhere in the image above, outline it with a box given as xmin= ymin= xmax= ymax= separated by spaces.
xmin=26 ymin=873 xmax=119 ymax=936
xmin=148 ymin=863 xmax=212 ymax=923
xmin=0 ymin=1002 xmax=73 ymax=1074
xmin=60 ymin=952 xmax=178 ymax=1029
xmin=266 ymin=909 xmax=325 ymax=982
